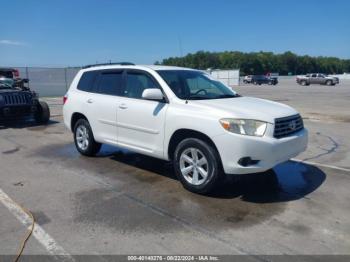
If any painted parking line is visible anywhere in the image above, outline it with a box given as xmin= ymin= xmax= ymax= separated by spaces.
xmin=293 ymin=158 xmax=350 ymax=172
xmin=0 ymin=189 xmax=75 ymax=261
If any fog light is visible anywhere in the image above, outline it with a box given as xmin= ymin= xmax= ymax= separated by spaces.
xmin=238 ymin=157 xmax=260 ymax=167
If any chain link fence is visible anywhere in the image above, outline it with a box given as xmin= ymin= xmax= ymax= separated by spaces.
xmin=12 ymin=67 xmax=242 ymax=97
xmin=14 ymin=67 xmax=81 ymax=97
xmin=7 ymin=66 xmax=321 ymax=97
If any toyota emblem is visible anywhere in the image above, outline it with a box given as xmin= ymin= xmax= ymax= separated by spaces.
xmin=289 ymin=120 xmax=297 ymax=130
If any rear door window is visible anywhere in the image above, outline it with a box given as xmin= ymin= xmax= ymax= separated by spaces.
xmin=96 ymin=71 xmax=123 ymax=96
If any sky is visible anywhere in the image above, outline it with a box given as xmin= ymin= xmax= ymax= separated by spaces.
xmin=1 ymin=0 xmax=349 ymax=67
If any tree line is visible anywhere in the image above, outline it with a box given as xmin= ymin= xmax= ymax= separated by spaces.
xmin=157 ymin=51 xmax=350 ymax=75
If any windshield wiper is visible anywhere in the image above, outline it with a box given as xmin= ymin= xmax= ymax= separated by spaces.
xmin=188 ymin=96 xmax=207 ymax=100
xmin=216 ymin=94 xmax=239 ymax=99
xmin=186 ymin=94 xmax=240 ymax=100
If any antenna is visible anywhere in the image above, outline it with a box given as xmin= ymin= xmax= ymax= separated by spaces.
xmin=178 ymin=36 xmax=183 ymax=57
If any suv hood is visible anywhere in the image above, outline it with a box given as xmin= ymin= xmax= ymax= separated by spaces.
xmin=0 ymin=88 xmax=23 ymax=93
xmin=191 ymin=96 xmax=299 ymax=123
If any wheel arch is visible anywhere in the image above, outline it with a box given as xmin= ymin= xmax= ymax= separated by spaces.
xmin=167 ymin=128 xmax=222 ymax=165
xmin=71 ymin=112 xmax=88 ymax=131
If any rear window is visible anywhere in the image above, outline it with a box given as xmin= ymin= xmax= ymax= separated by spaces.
xmin=77 ymin=71 xmax=98 ymax=92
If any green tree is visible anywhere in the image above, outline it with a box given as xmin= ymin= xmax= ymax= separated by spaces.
xmin=160 ymin=51 xmax=350 ymax=75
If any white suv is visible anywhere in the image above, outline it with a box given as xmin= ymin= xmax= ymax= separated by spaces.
xmin=63 ymin=63 xmax=308 ymax=193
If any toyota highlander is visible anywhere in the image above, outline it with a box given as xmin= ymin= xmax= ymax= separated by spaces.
xmin=63 ymin=63 xmax=308 ymax=193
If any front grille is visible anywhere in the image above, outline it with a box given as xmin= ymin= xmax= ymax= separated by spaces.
xmin=3 ymin=93 xmax=31 ymax=106
xmin=274 ymin=114 xmax=304 ymax=138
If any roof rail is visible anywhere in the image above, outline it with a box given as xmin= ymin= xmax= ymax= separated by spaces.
xmin=82 ymin=62 xmax=135 ymax=69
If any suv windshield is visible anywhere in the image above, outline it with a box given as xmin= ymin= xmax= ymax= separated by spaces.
xmin=157 ymin=70 xmax=238 ymax=100
xmin=0 ymin=78 xmax=15 ymax=89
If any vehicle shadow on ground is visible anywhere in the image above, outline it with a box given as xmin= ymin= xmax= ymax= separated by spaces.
xmin=102 ymin=145 xmax=326 ymax=204
xmin=0 ymin=119 xmax=59 ymax=130
xmin=208 ymin=161 xmax=326 ymax=203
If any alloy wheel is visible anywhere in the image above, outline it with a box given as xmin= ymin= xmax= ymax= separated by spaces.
xmin=76 ymin=125 xmax=89 ymax=151
xmin=179 ymin=148 xmax=209 ymax=186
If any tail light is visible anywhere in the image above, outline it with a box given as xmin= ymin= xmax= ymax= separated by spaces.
xmin=63 ymin=94 xmax=68 ymax=105
xmin=13 ymin=69 xmax=20 ymax=78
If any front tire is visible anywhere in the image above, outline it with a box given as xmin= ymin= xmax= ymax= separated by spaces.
xmin=300 ymin=80 xmax=307 ymax=86
xmin=34 ymin=101 xmax=50 ymax=124
xmin=174 ymin=138 xmax=221 ymax=194
xmin=74 ymin=119 xmax=101 ymax=156
xmin=326 ymin=80 xmax=332 ymax=86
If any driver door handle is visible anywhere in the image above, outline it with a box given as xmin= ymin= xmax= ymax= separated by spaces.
xmin=87 ymin=99 xmax=93 ymax=104
xmin=119 ymin=104 xmax=128 ymax=109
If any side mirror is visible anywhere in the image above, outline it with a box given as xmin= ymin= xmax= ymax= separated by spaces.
xmin=142 ymin=88 xmax=164 ymax=101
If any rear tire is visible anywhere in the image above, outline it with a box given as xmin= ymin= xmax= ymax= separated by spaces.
xmin=34 ymin=101 xmax=50 ymax=124
xmin=174 ymin=138 xmax=222 ymax=194
xmin=73 ymin=119 xmax=101 ymax=156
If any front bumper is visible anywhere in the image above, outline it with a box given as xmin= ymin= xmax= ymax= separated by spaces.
xmin=213 ymin=128 xmax=308 ymax=175
xmin=0 ymin=105 xmax=37 ymax=120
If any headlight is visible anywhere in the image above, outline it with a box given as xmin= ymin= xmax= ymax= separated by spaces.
xmin=219 ymin=118 xmax=267 ymax=137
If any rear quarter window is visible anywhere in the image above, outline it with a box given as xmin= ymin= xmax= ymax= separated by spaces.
xmin=77 ymin=71 xmax=98 ymax=92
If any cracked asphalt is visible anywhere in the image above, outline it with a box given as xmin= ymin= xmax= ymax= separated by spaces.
xmin=0 ymin=79 xmax=349 ymax=259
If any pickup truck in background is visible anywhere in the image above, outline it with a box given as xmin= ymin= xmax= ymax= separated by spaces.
xmin=296 ymin=73 xmax=339 ymax=86
xmin=251 ymin=75 xmax=278 ymax=85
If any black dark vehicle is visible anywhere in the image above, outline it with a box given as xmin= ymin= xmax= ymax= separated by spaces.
xmin=251 ymin=75 xmax=278 ymax=85
xmin=0 ymin=67 xmax=20 ymax=79
xmin=0 ymin=74 xmax=50 ymax=124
